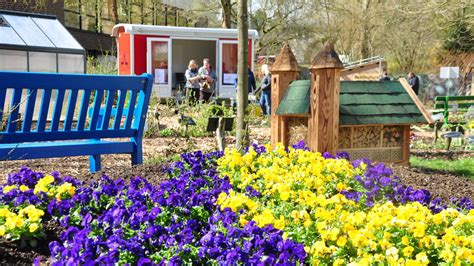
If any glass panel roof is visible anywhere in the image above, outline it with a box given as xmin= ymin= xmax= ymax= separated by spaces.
xmin=32 ymin=17 xmax=83 ymax=50
xmin=0 ymin=12 xmax=84 ymax=52
xmin=0 ymin=26 xmax=24 ymax=45
xmin=2 ymin=14 xmax=54 ymax=47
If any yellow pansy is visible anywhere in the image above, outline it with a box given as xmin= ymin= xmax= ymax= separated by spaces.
xmin=403 ymin=246 xmax=415 ymax=257
xmin=280 ymin=191 xmax=290 ymax=201
xmin=2 ymin=185 xmax=16 ymax=194
xmin=55 ymin=182 xmax=76 ymax=200
xmin=29 ymin=223 xmax=39 ymax=233
xmin=274 ymin=216 xmax=285 ymax=230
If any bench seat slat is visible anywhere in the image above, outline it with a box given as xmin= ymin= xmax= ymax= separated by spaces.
xmin=434 ymin=103 xmax=473 ymax=109
xmin=0 ymin=140 xmax=134 ymax=160
xmin=77 ymin=90 xmax=91 ymax=130
xmin=22 ymin=89 xmax=38 ymax=132
xmin=114 ymin=90 xmax=126 ymax=129
xmin=101 ymin=90 xmax=116 ymax=130
xmin=7 ymin=88 xmax=23 ymax=132
xmin=64 ymin=90 xmax=78 ymax=131
xmin=51 ymin=90 xmax=66 ymax=132
xmin=125 ymin=90 xmax=138 ymax=129
xmin=435 ymin=96 xmax=474 ymax=101
xmin=0 ymin=129 xmax=136 ymax=144
xmin=90 ymin=90 xmax=104 ymax=130
xmin=37 ymin=89 xmax=52 ymax=132
xmin=0 ymin=88 xmax=6 ymax=123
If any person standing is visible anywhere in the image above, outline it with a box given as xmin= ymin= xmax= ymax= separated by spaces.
xmin=379 ymin=70 xmax=390 ymax=81
xmin=198 ymin=58 xmax=217 ymax=103
xmin=184 ymin=60 xmax=200 ymax=104
xmin=233 ymin=67 xmax=258 ymax=108
xmin=408 ymin=72 xmax=420 ymax=95
xmin=248 ymin=67 xmax=257 ymax=94
xmin=256 ymin=64 xmax=271 ymax=116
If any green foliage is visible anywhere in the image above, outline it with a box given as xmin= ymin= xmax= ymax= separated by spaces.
xmin=86 ymin=55 xmax=117 ymax=75
xmin=159 ymin=128 xmax=177 ymax=137
xmin=410 ymin=156 xmax=474 ymax=179
xmin=146 ymin=154 xmax=181 ymax=165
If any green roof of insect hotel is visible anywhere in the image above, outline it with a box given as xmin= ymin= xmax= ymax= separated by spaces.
xmin=275 ymin=80 xmax=429 ymax=125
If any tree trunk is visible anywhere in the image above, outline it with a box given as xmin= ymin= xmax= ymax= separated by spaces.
xmin=221 ymin=0 xmax=232 ymax=28
xmin=236 ymin=0 xmax=248 ymax=151
xmin=126 ymin=0 xmax=132 ymax=23
xmin=216 ymin=117 xmax=226 ymax=151
xmin=95 ymin=0 xmax=102 ymax=33
xmin=360 ymin=0 xmax=371 ymax=58
xmin=109 ymin=0 xmax=119 ymax=24
xmin=141 ymin=0 xmax=144 ymax=24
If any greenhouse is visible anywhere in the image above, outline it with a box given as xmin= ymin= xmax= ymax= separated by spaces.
xmin=0 ymin=10 xmax=85 ymax=73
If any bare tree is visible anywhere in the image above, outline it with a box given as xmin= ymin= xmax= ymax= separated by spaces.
xmin=221 ymin=0 xmax=233 ymax=28
xmin=109 ymin=0 xmax=119 ymax=24
xmin=249 ymin=0 xmax=311 ymax=55
xmin=236 ymin=0 xmax=249 ymax=151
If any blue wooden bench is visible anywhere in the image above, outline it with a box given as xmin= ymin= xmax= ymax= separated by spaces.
xmin=0 ymin=71 xmax=153 ymax=173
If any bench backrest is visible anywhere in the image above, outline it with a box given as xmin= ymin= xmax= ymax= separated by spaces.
xmin=434 ymin=96 xmax=474 ymax=110
xmin=0 ymin=72 xmax=153 ymax=144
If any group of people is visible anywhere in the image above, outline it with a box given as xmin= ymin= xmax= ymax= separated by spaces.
xmin=184 ymin=58 xmax=272 ymax=116
xmin=184 ymin=58 xmax=217 ymax=103
xmin=379 ymin=71 xmax=420 ymax=95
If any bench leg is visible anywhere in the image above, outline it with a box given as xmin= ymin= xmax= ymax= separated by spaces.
xmin=90 ymin=154 xmax=101 ymax=173
xmin=131 ymin=137 xmax=143 ymax=165
xmin=445 ymin=138 xmax=452 ymax=151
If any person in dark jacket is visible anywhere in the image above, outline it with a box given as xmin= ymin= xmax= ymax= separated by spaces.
xmin=256 ymin=64 xmax=271 ymax=116
xmin=234 ymin=67 xmax=258 ymax=103
xmin=234 ymin=68 xmax=257 ymax=92
xmin=248 ymin=68 xmax=257 ymax=94
xmin=379 ymin=70 xmax=390 ymax=81
xmin=408 ymin=72 xmax=420 ymax=95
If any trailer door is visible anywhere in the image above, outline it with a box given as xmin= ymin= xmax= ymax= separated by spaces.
xmin=218 ymin=40 xmax=239 ymax=98
xmin=147 ymin=38 xmax=172 ymax=97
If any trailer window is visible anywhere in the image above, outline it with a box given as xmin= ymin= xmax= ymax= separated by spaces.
xmin=221 ymin=43 xmax=238 ymax=86
xmin=151 ymin=41 xmax=169 ymax=84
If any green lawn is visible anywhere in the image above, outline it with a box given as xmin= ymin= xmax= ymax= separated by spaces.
xmin=410 ymin=156 xmax=474 ymax=179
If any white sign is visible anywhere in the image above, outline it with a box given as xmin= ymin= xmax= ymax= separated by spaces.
xmin=154 ymin=69 xmax=167 ymax=84
xmin=440 ymin=67 xmax=459 ymax=79
xmin=223 ymin=73 xmax=238 ymax=85
xmin=431 ymin=113 xmax=444 ymax=121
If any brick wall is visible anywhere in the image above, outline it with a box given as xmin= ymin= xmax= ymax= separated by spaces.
xmin=0 ymin=0 xmax=65 ymax=22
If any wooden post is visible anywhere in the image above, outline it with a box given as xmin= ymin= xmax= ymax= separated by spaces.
xmin=402 ymin=125 xmax=410 ymax=164
xmin=270 ymin=44 xmax=300 ymax=147
xmin=216 ymin=117 xmax=225 ymax=151
xmin=308 ymin=43 xmax=344 ymax=154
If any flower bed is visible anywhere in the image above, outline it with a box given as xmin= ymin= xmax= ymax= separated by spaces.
xmin=0 ymin=143 xmax=473 ymax=265
xmin=217 ymin=143 xmax=473 ymax=265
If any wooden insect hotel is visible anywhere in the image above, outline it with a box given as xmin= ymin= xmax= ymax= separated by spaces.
xmin=271 ymin=43 xmax=433 ymax=163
